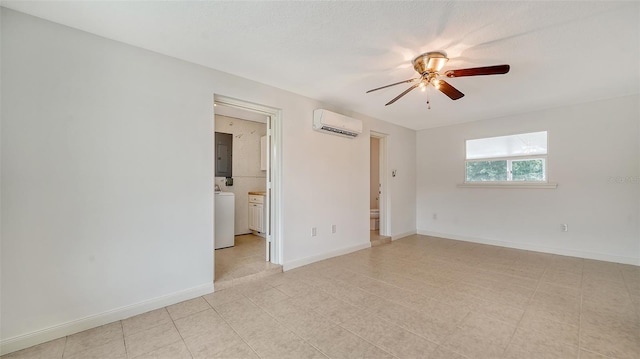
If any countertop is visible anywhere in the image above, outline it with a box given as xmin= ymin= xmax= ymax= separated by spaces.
xmin=248 ymin=191 xmax=266 ymax=196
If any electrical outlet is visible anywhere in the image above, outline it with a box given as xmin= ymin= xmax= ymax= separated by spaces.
xmin=561 ymin=224 xmax=568 ymax=232
xmin=432 ymin=213 xmax=438 ymax=220
xmin=332 ymin=224 xmax=336 ymax=234
xmin=312 ymin=227 xmax=317 ymax=236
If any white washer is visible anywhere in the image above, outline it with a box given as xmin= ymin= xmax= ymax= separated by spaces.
xmin=214 ymin=192 xmax=235 ymax=249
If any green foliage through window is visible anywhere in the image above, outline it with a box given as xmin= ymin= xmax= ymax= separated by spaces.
xmin=466 ymin=158 xmax=546 ymax=182
xmin=466 ymin=161 xmax=507 ymax=181
xmin=512 ymin=159 xmax=544 ymax=181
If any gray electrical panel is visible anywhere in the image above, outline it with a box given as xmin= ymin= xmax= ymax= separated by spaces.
xmin=215 ymin=132 xmax=232 ymax=178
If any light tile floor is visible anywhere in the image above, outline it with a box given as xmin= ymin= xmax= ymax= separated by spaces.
xmin=370 ymin=230 xmax=391 ymax=247
xmin=215 ymin=234 xmax=282 ymax=288
xmin=3 ymin=235 xmax=639 ymax=358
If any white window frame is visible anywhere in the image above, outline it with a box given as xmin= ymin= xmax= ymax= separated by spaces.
xmin=459 ymin=132 xmax=557 ymax=189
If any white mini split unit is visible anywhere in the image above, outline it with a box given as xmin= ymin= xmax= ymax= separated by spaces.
xmin=312 ymin=109 xmax=363 ymax=138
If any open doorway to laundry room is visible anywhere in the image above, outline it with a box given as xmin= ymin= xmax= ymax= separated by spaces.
xmin=213 ymin=96 xmax=282 ymax=287
xmin=370 ymin=132 xmax=391 ymax=246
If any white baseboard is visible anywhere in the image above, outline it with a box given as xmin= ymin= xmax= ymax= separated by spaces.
xmin=283 ymin=242 xmax=371 ymax=271
xmin=0 ymin=282 xmax=214 ymax=356
xmin=392 ymin=230 xmax=417 ymax=241
xmin=417 ymin=230 xmax=640 ymax=266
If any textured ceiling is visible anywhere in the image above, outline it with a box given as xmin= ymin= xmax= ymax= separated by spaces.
xmin=2 ymin=1 xmax=639 ymax=130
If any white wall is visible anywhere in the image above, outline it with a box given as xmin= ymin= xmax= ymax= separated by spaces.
xmin=0 ymin=8 xmax=417 ymax=353
xmin=279 ymin=106 xmax=417 ymax=268
xmin=417 ymin=95 xmax=640 ymax=265
xmin=214 ymin=115 xmax=267 ymax=235
xmin=367 ymin=117 xmax=417 ymax=240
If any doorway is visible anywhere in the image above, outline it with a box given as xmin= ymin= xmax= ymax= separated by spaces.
xmin=370 ymin=132 xmax=390 ymax=244
xmin=213 ymin=96 xmax=282 ymax=285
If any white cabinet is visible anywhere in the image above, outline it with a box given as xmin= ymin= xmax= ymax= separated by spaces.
xmin=248 ymin=194 xmax=265 ymax=235
xmin=248 ymin=203 xmax=263 ymax=233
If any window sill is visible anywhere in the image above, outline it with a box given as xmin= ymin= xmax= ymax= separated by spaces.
xmin=457 ymin=182 xmax=558 ymax=189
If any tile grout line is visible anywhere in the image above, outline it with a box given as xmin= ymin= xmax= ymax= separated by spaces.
xmin=438 ymin=311 xmax=473 ymax=358
xmin=60 ymin=335 xmax=68 ymax=359
xmin=243 ymin=278 xmax=396 ymax=359
xmin=335 ymin=321 xmax=401 ymax=359
xmin=500 ymin=262 xmax=550 ymax=357
xmin=211 ymin=288 xmax=270 ymax=359
xmin=119 ymin=320 xmax=126 ymax=359
xmin=121 ymin=307 xmax=179 ymax=359
xmin=166 ymin=298 xmax=207 ymax=359
xmin=241 ymin=286 xmax=332 ymax=358
xmin=578 ymin=262 xmax=585 ymax=357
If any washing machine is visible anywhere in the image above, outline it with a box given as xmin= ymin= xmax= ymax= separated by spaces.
xmin=214 ymin=192 xmax=235 ymax=249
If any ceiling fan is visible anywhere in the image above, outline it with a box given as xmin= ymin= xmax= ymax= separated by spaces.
xmin=367 ymin=51 xmax=510 ymax=106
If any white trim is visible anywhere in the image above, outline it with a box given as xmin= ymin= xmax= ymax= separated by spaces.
xmin=283 ymin=242 xmax=371 ymax=271
xmin=214 ymin=96 xmax=279 ymax=117
xmin=465 ymin=155 xmax=547 ymax=162
xmin=391 ymin=230 xmax=417 ymax=241
xmin=213 ymin=95 xmax=283 ymax=265
xmin=370 ymin=131 xmax=389 ymax=236
xmin=272 ymin=108 xmax=284 ymax=265
xmin=457 ymin=182 xmax=558 ymax=189
xmin=0 ymin=283 xmax=214 ymax=356
xmin=417 ymin=230 xmax=640 ymax=266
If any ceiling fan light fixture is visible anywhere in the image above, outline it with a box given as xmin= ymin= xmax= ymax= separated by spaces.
xmin=366 ymin=50 xmax=509 ymax=106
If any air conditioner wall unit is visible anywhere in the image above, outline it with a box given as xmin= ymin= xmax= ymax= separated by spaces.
xmin=312 ymin=109 xmax=363 ymax=138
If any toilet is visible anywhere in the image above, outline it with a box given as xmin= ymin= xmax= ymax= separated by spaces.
xmin=370 ymin=209 xmax=379 ymax=230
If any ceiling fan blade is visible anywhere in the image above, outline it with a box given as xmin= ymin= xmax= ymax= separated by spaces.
xmin=438 ymin=80 xmax=465 ymax=100
xmin=385 ymin=83 xmax=420 ymax=106
xmin=444 ymin=64 xmax=510 ymax=78
xmin=366 ymin=78 xmax=419 ymax=93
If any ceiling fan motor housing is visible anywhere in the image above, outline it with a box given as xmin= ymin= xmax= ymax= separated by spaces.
xmin=412 ymin=51 xmax=449 ymax=75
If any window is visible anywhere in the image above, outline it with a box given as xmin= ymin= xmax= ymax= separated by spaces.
xmin=465 ymin=131 xmax=547 ymax=183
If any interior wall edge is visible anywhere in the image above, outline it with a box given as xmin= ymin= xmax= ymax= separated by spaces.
xmin=417 ymin=230 xmax=640 ymax=266
xmin=0 ymin=283 xmax=214 ymax=356
xmin=282 ymin=242 xmax=371 ymax=272
xmin=391 ymin=230 xmax=417 ymax=241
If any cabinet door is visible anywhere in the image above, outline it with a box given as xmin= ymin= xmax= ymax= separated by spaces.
xmin=248 ymin=203 xmax=258 ymax=231
xmin=256 ymin=204 xmax=264 ymax=233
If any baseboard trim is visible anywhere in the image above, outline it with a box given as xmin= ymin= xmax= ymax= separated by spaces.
xmin=391 ymin=230 xmax=417 ymax=241
xmin=417 ymin=230 xmax=640 ymax=266
xmin=283 ymin=242 xmax=371 ymax=271
xmin=0 ymin=282 xmax=214 ymax=356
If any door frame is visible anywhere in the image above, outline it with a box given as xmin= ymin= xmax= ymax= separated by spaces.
xmin=370 ymin=131 xmax=389 ymax=236
xmin=213 ymin=95 xmax=283 ymax=265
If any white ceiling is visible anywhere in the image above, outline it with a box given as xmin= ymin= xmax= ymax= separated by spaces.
xmin=3 ymin=1 xmax=639 ymax=130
